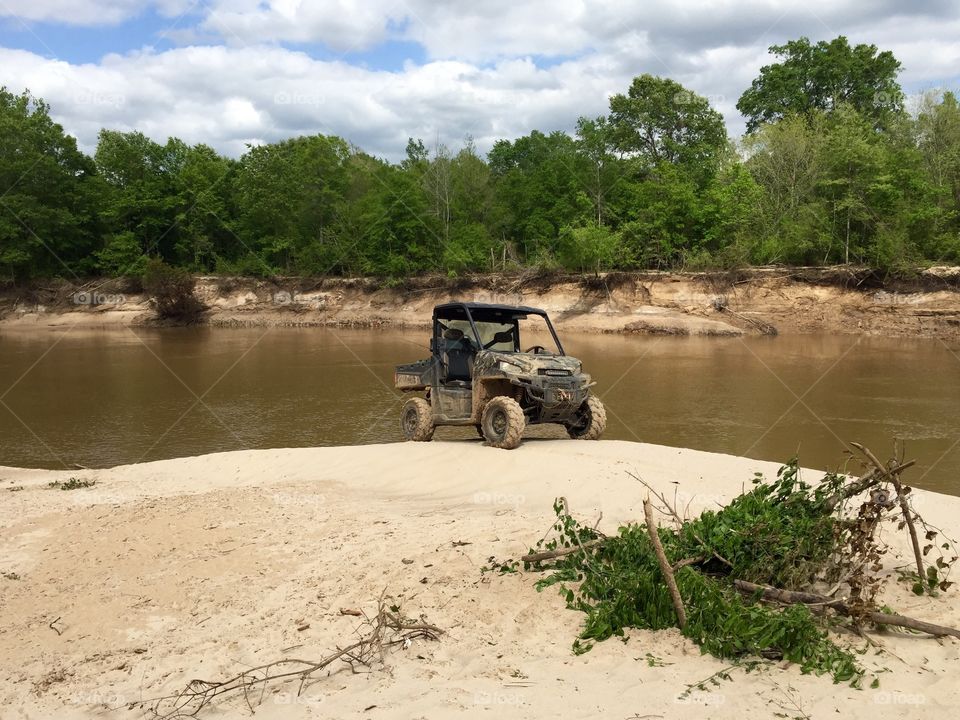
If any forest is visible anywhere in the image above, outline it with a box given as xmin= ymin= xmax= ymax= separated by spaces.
xmin=1 ymin=35 xmax=959 ymax=283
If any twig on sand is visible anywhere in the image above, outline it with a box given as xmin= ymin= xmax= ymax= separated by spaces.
xmin=143 ymin=592 xmax=441 ymax=718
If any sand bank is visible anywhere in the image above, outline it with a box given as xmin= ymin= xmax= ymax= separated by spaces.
xmin=1 ymin=440 xmax=958 ymax=718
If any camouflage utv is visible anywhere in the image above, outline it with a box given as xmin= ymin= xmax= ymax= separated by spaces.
xmin=395 ymin=302 xmax=606 ymax=449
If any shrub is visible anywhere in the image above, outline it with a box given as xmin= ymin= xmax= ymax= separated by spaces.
xmin=142 ymin=258 xmax=205 ymax=320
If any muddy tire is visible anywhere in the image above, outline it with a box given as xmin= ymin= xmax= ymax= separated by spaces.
xmin=400 ymin=397 xmax=434 ymax=442
xmin=480 ymin=396 xmax=526 ymax=449
xmin=566 ymin=395 xmax=606 ymax=440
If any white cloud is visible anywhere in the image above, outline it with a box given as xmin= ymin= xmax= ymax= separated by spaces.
xmin=199 ymin=0 xmax=400 ymax=51
xmin=0 ymin=1 xmax=958 ymax=161
xmin=0 ymin=44 xmax=630 ymax=160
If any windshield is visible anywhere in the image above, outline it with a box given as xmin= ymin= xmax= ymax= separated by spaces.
xmin=516 ymin=314 xmax=562 ymax=354
xmin=474 ymin=321 xmax=516 ymax=351
xmin=436 ymin=309 xmax=563 ymax=355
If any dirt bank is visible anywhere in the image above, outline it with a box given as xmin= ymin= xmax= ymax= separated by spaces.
xmin=1 ymin=440 xmax=958 ymax=719
xmin=3 ymin=267 xmax=960 ymax=338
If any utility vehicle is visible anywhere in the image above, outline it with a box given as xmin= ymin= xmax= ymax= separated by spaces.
xmin=395 ymin=302 xmax=606 ymax=449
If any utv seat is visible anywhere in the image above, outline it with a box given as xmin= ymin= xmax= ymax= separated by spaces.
xmin=442 ymin=328 xmax=475 ymax=384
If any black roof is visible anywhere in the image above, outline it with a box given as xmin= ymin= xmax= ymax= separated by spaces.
xmin=433 ymin=301 xmax=548 ymax=318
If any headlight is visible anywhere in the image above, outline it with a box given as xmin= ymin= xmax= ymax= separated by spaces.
xmin=498 ymin=360 xmax=519 ymax=373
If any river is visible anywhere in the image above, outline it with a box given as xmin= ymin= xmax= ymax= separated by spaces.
xmin=1 ymin=326 xmax=958 ymax=495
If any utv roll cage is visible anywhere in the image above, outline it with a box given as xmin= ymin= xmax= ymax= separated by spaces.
xmin=431 ymin=302 xmax=566 ymax=356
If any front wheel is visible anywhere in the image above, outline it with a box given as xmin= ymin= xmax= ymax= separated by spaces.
xmin=566 ymin=395 xmax=606 ymax=440
xmin=400 ymin=397 xmax=434 ymax=441
xmin=480 ymin=396 xmax=526 ymax=449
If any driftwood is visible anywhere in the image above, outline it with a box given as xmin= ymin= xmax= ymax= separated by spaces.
xmin=733 ymin=580 xmax=960 ymax=639
xmin=851 ymin=442 xmax=924 ymax=579
xmin=644 ymin=498 xmax=687 ymax=630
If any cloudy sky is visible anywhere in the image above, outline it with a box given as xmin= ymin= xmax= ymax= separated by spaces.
xmin=1 ymin=0 xmax=959 ymax=160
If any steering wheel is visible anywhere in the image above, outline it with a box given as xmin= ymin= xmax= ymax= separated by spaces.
xmin=525 ymin=345 xmax=547 ymax=354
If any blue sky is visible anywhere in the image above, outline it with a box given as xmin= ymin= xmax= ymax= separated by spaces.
xmin=0 ymin=8 xmax=429 ymax=69
xmin=0 ymin=1 xmax=958 ymax=160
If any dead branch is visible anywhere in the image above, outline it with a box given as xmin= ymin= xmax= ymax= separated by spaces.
xmin=521 ymin=539 xmax=605 ymax=564
xmin=143 ymin=595 xmax=441 ymax=718
xmin=820 ymin=459 xmax=916 ymax=514
xmin=733 ymin=580 xmax=960 ymax=639
xmin=645 ymin=498 xmax=687 ymax=630
xmin=628 ymin=472 xmax=732 ymax=568
xmin=851 ymin=442 xmax=924 ymax=579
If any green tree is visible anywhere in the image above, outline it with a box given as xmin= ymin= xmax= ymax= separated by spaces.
xmin=742 ymin=115 xmax=830 ymax=263
xmin=575 ymin=116 xmax=620 ymax=227
xmin=608 ymin=75 xmax=727 ymax=183
xmin=445 ymin=139 xmax=495 ymax=272
xmin=737 ymin=36 xmax=903 ymax=132
xmin=0 ymin=88 xmax=101 ymax=280
xmin=94 ymin=131 xmax=185 ymax=270
xmin=234 ymin=135 xmax=350 ymax=273
xmin=488 ymin=130 xmax=591 ymax=263
xmin=173 ymin=144 xmax=236 ymax=271
xmin=915 ymin=92 xmax=960 ymax=261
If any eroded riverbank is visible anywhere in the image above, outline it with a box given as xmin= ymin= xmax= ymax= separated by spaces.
xmin=3 ymin=267 xmax=960 ymax=338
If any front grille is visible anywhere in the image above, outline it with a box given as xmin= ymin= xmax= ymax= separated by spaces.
xmin=538 ymin=368 xmax=572 ymax=377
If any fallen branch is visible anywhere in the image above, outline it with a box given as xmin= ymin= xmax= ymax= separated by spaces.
xmin=851 ymin=442 xmax=924 ymax=579
xmin=628 ymin=472 xmax=732 ymax=568
xmin=521 ymin=539 xmax=605 ymax=564
xmin=820 ymin=459 xmax=916 ymax=514
xmin=144 ymin=594 xmax=441 ymax=718
xmin=733 ymin=580 xmax=960 ymax=639
xmin=644 ymin=498 xmax=687 ymax=630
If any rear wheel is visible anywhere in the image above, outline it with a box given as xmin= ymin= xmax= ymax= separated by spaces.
xmin=566 ymin=395 xmax=606 ymax=440
xmin=400 ymin=397 xmax=434 ymax=441
xmin=480 ymin=396 xmax=526 ymax=449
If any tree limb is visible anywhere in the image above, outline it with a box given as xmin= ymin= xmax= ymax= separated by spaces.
xmin=850 ymin=442 xmax=924 ymax=578
xmin=521 ymin=539 xmax=605 ymax=564
xmin=733 ymin=579 xmax=960 ymax=639
xmin=644 ymin=498 xmax=687 ymax=630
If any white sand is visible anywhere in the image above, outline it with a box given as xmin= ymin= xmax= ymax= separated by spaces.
xmin=1 ymin=440 xmax=958 ymax=719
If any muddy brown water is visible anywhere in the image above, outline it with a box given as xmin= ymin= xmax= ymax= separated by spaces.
xmin=1 ymin=327 xmax=958 ymax=496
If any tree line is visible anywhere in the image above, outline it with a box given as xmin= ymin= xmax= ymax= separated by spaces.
xmin=1 ymin=35 xmax=959 ymax=283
